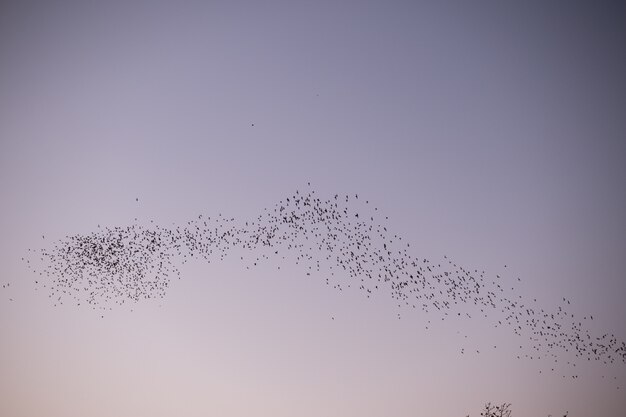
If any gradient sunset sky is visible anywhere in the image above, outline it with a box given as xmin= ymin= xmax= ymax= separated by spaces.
xmin=1 ymin=1 xmax=625 ymax=416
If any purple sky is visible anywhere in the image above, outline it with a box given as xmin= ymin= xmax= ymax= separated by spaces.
xmin=1 ymin=1 xmax=625 ymax=416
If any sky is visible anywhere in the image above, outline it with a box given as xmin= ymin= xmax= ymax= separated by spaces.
xmin=1 ymin=1 xmax=626 ymax=416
